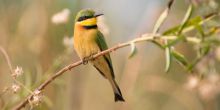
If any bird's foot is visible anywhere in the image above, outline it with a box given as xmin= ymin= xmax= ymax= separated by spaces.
xmin=82 ymin=53 xmax=97 ymax=65
xmin=82 ymin=57 xmax=89 ymax=65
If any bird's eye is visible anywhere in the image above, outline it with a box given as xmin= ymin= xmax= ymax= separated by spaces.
xmin=78 ymin=16 xmax=92 ymax=21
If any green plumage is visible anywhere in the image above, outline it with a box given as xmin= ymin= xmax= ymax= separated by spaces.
xmin=75 ymin=9 xmax=95 ymax=22
xmin=96 ymin=31 xmax=115 ymax=78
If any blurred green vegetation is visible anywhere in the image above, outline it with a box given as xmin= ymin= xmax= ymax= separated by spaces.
xmin=0 ymin=0 xmax=220 ymax=110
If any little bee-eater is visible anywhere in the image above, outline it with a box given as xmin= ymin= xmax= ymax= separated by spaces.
xmin=73 ymin=9 xmax=125 ymax=102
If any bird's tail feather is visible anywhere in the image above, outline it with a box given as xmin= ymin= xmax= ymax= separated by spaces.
xmin=111 ymin=79 xmax=125 ymax=102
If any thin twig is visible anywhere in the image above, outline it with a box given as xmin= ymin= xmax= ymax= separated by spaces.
xmin=0 ymin=47 xmax=13 ymax=94
xmin=12 ymin=34 xmax=200 ymax=110
xmin=0 ymin=47 xmax=13 ymax=73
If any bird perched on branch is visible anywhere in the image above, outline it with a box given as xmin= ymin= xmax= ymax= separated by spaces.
xmin=73 ymin=9 xmax=125 ymax=102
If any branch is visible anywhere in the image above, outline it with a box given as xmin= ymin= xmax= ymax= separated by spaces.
xmin=12 ymin=34 xmax=200 ymax=110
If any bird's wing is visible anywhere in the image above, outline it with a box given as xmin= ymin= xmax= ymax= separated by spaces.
xmin=95 ymin=31 xmax=115 ymax=78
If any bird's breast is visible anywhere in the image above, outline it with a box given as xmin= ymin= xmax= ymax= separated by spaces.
xmin=73 ymin=25 xmax=100 ymax=59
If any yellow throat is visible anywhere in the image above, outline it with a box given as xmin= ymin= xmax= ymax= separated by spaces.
xmin=78 ymin=17 xmax=97 ymax=26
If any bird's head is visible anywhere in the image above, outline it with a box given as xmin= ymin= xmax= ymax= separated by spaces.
xmin=75 ymin=9 xmax=103 ymax=27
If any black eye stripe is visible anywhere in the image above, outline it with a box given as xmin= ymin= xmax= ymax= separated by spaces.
xmin=78 ymin=16 xmax=93 ymax=21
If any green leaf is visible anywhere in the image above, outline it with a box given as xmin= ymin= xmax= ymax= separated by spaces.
xmin=163 ymin=16 xmax=201 ymax=35
xmin=195 ymin=24 xmax=205 ymax=37
xmin=172 ymin=51 xmax=188 ymax=67
xmin=152 ymin=8 xmax=169 ymax=33
xmin=165 ymin=44 xmax=172 ymax=72
xmin=153 ymin=0 xmax=174 ymax=34
xmin=199 ymin=45 xmax=210 ymax=56
xmin=187 ymin=45 xmax=210 ymax=71
xmin=177 ymin=4 xmax=193 ymax=34
xmin=163 ymin=13 xmax=217 ymax=35
xmin=128 ymin=42 xmax=137 ymax=58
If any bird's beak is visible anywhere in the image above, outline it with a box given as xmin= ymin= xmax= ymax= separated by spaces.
xmin=94 ymin=14 xmax=104 ymax=18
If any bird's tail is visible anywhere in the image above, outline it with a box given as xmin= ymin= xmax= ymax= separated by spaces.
xmin=110 ymin=79 xmax=125 ymax=102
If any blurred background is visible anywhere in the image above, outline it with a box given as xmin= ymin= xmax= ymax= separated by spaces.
xmin=0 ymin=0 xmax=220 ymax=110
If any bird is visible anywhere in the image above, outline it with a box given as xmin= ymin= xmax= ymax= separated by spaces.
xmin=73 ymin=9 xmax=125 ymax=102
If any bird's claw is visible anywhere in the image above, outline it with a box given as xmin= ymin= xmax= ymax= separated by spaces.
xmin=82 ymin=53 xmax=96 ymax=65
xmin=82 ymin=57 xmax=89 ymax=65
